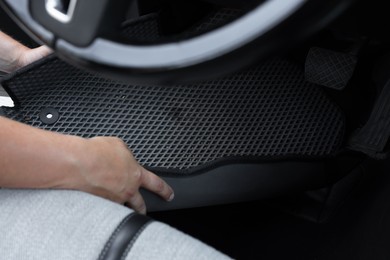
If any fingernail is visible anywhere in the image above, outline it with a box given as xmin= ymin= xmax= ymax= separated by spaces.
xmin=168 ymin=193 xmax=175 ymax=202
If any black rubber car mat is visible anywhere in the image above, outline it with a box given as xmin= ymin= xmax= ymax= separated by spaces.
xmin=0 ymin=55 xmax=345 ymax=174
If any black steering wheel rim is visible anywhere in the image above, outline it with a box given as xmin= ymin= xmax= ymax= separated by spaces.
xmin=57 ymin=1 xmax=306 ymax=68
xmin=0 ymin=0 xmax=354 ymax=83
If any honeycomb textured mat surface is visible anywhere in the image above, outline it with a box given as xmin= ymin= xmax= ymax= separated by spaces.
xmin=1 ymin=56 xmax=345 ymax=173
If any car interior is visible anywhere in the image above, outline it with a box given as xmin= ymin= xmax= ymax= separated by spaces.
xmin=1 ymin=0 xmax=390 ymax=259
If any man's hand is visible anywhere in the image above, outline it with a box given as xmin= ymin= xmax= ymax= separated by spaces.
xmin=78 ymin=137 xmax=174 ymax=214
xmin=0 ymin=115 xmax=174 ymax=215
xmin=0 ymin=31 xmax=52 ymax=73
xmin=17 ymin=45 xmax=52 ymax=69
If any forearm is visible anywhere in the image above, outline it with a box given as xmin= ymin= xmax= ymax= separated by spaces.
xmin=0 ymin=116 xmax=87 ymax=189
xmin=0 ymin=31 xmax=28 ymax=73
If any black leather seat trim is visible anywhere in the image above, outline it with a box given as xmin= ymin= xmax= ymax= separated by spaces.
xmin=98 ymin=213 xmax=152 ymax=260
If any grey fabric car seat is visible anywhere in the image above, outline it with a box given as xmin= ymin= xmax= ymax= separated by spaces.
xmin=0 ymin=189 xmax=231 ymax=260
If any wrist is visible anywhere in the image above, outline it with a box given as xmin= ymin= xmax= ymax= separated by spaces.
xmin=75 ymin=137 xmax=129 ymax=195
xmin=66 ymin=136 xmax=113 ymax=193
xmin=53 ymin=135 xmax=92 ymax=191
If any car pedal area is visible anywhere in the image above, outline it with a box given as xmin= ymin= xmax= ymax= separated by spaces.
xmin=304 ymin=35 xmax=367 ymax=91
xmin=305 ymin=47 xmax=358 ymax=90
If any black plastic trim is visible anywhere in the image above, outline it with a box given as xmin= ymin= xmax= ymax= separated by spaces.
xmin=143 ymin=161 xmax=343 ymax=212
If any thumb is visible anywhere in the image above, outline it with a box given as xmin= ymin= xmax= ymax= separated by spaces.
xmin=19 ymin=46 xmax=53 ymax=67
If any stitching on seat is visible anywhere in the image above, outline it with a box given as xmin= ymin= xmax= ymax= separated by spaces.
xmin=98 ymin=213 xmax=134 ymax=260
xmin=120 ymin=220 xmax=153 ymax=260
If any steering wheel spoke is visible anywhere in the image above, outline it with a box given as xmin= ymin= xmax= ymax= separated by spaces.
xmin=29 ymin=0 xmax=131 ymax=46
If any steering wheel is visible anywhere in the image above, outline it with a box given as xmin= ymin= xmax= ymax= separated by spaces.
xmin=0 ymin=0 xmax=353 ymax=83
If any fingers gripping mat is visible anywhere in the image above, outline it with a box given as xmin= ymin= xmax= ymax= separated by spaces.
xmin=0 ymin=56 xmax=345 ymax=173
